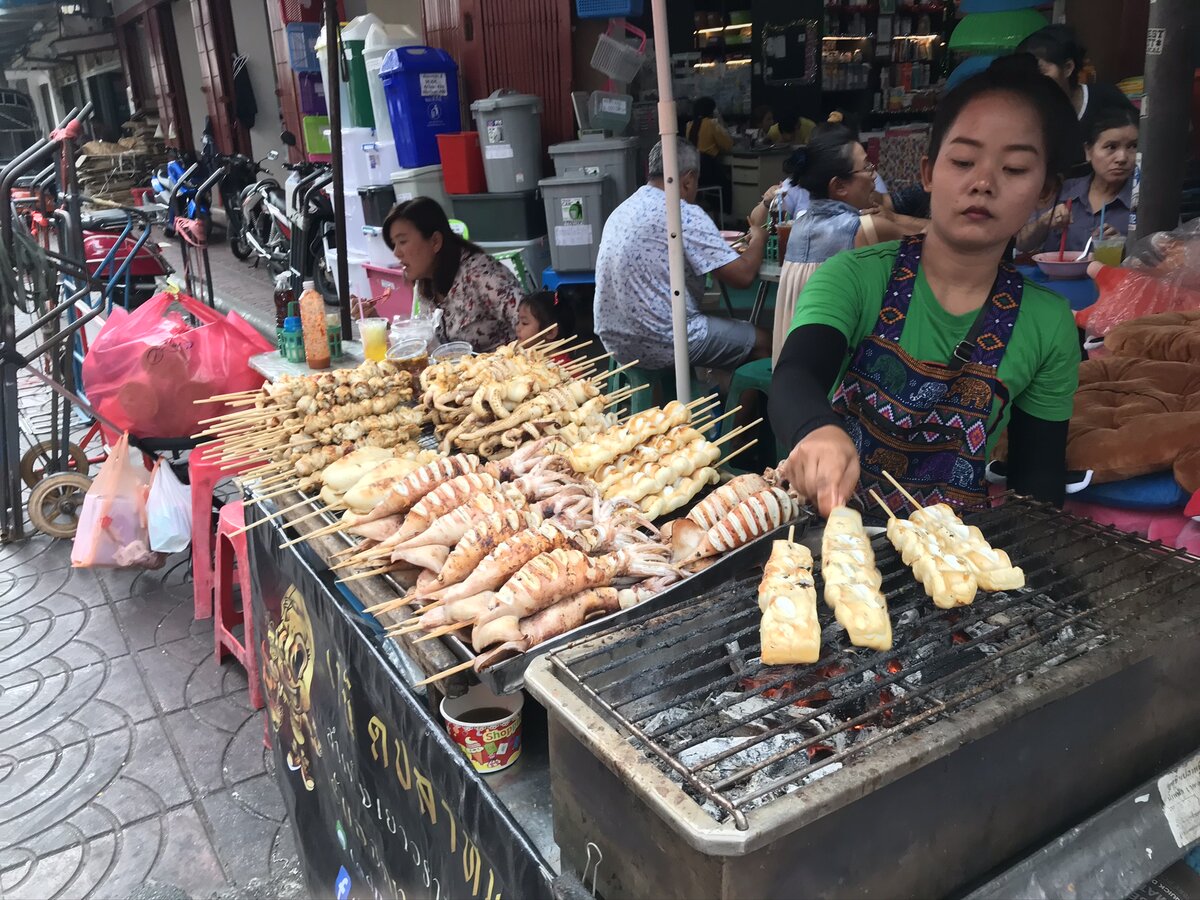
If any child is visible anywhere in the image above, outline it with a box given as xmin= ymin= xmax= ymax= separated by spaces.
xmin=516 ymin=290 xmax=576 ymax=365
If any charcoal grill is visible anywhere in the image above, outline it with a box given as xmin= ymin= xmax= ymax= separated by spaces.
xmin=525 ymin=496 xmax=1200 ymax=898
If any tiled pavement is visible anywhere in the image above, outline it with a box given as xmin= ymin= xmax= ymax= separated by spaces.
xmin=1 ymin=360 xmax=302 ymax=897
xmin=0 ymin=539 xmax=303 ymax=900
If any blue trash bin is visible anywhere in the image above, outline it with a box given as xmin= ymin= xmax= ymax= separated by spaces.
xmin=379 ymin=46 xmax=461 ymax=169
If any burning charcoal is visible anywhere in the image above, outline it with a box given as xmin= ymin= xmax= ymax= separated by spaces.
xmin=639 ymin=706 xmax=695 ymax=737
xmin=896 ymin=608 xmax=921 ymax=627
xmin=986 ymin=611 xmax=1012 ymax=626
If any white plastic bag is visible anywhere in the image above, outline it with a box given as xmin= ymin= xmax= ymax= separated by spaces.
xmin=147 ymin=460 xmax=192 ymax=553
xmin=72 ymin=433 xmax=165 ymax=569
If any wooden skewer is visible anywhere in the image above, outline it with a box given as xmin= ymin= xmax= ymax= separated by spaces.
xmin=230 ymin=496 xmax=313 ymax=534
xmin=277 ymin=505 xmax=334 ymax=531
xmin=337 ymin=565 xmax=406 ymax=584
xmin=868 ymin=488 xmax=896 ymax=520
xmin=554 ymin=339 xmax=594 ymax=358
xmin=414 ymin=659 xmax=476 ymax=687
xmin=881 ymin=471 xmax=923 ymax=511
xmin=716 ymin=438 xmax=758 ymax=469
xmin=362 ymin=591 xmax=419 ymax=615
xmin=713 ymin=418 xmax=763 ymax=447
xmin=248 ymin=483 xmax=303 ymax=503
xmin=520 ymin=325 xmax=558 ymax=349
xmin=696 ymin=406 xmax=741 ymax=433
xmin=787 ymin=524 xmax=795 ymax=543
xmin=565 ymin=351 xmax=614 ymax=371
xmin=596 ymin=359 xmax=639 ymax=383
xmin=386 ymin=621 xmax=432 ymax=638
xmin=194 ymin=389 xmax=262 ymax=404
xmin=413 ymin=620 xmax=471 ymax=643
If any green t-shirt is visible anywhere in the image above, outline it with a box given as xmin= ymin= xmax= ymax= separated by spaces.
xmin=790 ymin=242 xmax=1080 ymax=455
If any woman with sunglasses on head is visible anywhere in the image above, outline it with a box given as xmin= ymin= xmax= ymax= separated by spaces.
xmin=772 ymin=125 xmax=916 ymax=359
xmin=770 ymin=60 xmax=1082 ymax=517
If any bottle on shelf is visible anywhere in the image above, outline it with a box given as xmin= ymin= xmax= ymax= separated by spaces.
xmin=298 ymin=279 xmax=331 ymax=370
xmin=273 ymin=272 xmax=294 ymax=356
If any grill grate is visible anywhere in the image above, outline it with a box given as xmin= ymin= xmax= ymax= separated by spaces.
xmin=548 ymin=496 xmax=1200 ymax=830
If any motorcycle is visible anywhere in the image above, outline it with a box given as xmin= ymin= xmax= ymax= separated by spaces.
xmin=241 ymin=131 xmax=337 ymax=302
xmin=151 ymin=153 xmax=210 ymax=240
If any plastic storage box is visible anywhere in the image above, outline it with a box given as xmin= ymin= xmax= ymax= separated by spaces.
xmin=379 ymin=46 xmax=461 ymax=169
xmin=436 ymin=132 xmax=487 ymax=194
xmin=297 ymin=72 xmax=327 ymax=116
xmin=342 ymin=131 xmax=400 ymax=190
xmin=548 ymin=134 xmax=639 ymax=213
xmin=576 ymin=0 xmax=644 ymax=17
xmin=539 ymin=172 xmax=607 ymax=272
xmin=450 ymin=191 xmax=547 ymax=243
xmin=286 ymin=22 xmax=321 ymax=72
xmin=359 ymin=185 xmax=397 ymax=228
xmin=588 ymin=91 xmax=633 ymax=134
xmin=362 ymin=263 xmax=414 ymax=316
xmin=470 ymin=90 xmax=543 ymax=193
xmin=302 ymin=116 xmax=331 ymax=157
xmin=390 ymin=165 xmax=452 ymax=215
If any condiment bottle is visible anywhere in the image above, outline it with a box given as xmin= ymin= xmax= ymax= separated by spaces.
xmin=282 ymin=303 xmax=305 ymax=364
xmin=298 ymin=279 xmax=330 ymax=370
xmin=273 ymin=273 xmax=293 ymax=355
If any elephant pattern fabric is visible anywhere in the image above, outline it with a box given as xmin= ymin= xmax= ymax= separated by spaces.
xmin=831 ymin=234 xmax=1023 ymax=512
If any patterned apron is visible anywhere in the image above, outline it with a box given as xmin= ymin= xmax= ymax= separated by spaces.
xmin=831 ymin=234 xmax=1024 ymax=511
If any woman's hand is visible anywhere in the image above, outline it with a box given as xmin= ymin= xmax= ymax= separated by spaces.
xmin=748 ymin=201 xmax=768 ymax=229
xmin=762 ymin=184 xmax=780 ymax=207
xmin=1043 ymin=203 xmax=1073 ymax=229
xmin=779 ymin=425 xmax=861 ymax=517
xmin=1095 ymin=223 xmax=1120 ymax=239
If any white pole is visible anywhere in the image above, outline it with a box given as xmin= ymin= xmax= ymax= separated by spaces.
xmin=650 ymin=0 xmax=691 ymax=403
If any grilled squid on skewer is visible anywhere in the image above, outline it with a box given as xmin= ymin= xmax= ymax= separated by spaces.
xmin=821 ymin=508 xmax=892 ymax=651
xmin=340 ymin=454 xmax=482 ymax=529
xmin=686 ymin=473 xmax=771 ymax=531
xmin=671 ymin=486 xmax=800 ymax=564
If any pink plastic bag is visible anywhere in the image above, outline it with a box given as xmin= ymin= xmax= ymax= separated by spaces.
xmin=81 ymin=291 xmax=273 ymax=440
xmin=71 ymin=433 xmax=165 ymax=569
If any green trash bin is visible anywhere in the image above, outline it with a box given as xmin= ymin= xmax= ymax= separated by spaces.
xmin=342 ymin=14 xmax=381 ymax=129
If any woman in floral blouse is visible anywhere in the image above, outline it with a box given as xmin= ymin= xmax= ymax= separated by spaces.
xmin=382 ymin=197 xmax=523 ymax=351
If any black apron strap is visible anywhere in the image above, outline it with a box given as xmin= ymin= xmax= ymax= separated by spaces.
xmin=948 ymin=303 xmax=992 ymax=372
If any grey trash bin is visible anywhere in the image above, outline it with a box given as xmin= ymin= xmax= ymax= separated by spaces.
xmin=539 ymin=172 xmax=608 ymax=272
xmin=548 ymin=134 xmax=639 ymax=213
xmin=470 ymin=90 xmax=543 ymax=193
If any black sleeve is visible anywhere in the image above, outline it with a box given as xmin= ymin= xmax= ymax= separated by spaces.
xmin=1006 ymin=406 xmax=1069 ymax=508
xmin=769 ymin=324 xmax=850 ymax=451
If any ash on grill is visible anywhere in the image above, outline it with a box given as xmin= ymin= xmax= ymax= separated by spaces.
xmin=550 ymin=497 xmax=1195 ymax=828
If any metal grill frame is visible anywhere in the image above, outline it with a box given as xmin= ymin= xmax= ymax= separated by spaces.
xmin=541 ymin=496 xmax=1200 ymax=834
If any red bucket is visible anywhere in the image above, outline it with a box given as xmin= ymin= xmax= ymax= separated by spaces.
xmin=437 ymin=132 xmax=487 ymax=195
xmin=440 ymin=684 xmax=523 ymax=773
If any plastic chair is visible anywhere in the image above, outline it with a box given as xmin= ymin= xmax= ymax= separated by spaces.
xmin=189 ymin=442 xmax=256 ymax=621
xmin=723 ymin=357 xmax=786 ymax=470
xmin=213 ymin=500 xmax=265 ymax=710
xmin=607 ymin=358 xmax=676 ymax=415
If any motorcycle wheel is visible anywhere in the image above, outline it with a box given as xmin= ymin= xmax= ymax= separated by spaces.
xmin=229 ymin=223 xmax=253 ymax=260
xmin=313 ymin=251 xmax=339 ymax=305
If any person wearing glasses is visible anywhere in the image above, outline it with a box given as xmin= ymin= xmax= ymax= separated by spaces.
xmin=772 ymin=125 xmax=917 ymax=360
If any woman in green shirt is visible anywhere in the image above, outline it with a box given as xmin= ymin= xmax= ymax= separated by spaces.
xmin=769 ymin=59 xmax=1082 ymax=516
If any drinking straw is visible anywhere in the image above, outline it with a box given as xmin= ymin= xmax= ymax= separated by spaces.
xmin=1098 ymin=201 xmax=1107 ymax=242
xmin=1058 ymin=198 xmax=1072 ymax=261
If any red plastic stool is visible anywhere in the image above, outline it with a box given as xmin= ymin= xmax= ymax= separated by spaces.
xmin=214 ymin=500 xmax=265 ymax=710
xmin=189 ymin=442 xmax=256 ymax=620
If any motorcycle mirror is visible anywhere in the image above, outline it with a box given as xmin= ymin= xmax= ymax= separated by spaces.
xmin=268 ymin=149 xmax=280 ymax=160
xmin=280 ymin=131 xmax=297 ymax=147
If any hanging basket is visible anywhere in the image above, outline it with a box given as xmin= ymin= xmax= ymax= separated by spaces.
xmin=590 ymin=21 xmax=647 ymax=84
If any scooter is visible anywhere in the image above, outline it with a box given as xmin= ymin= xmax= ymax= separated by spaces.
xmin=223 ymin=150 xmax=277 ymax=261
xmin=151 ymin=153 xmax=209 ymax=240
xmin=242 ymin=132 xmax=336 ymax=301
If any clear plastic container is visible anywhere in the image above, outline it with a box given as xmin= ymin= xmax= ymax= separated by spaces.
xmin=358 ymin=317 xmax=389 ymax=361
xmin=431 ymin=341 xmax=473 ymax=361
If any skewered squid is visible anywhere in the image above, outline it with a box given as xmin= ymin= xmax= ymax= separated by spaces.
xmin=673 ymin=487 xmax=801 ymax=564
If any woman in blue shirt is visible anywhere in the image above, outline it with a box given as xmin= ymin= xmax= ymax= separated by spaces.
xmin=772 ymin=126 xmax=911 ymax=361
xmin=1017 ymin=106 xmax=1138 ymax=254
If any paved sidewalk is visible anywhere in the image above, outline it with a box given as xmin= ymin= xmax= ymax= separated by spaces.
xmin=0 ymin=536 xmax=304 ymax=899
xmin=0 ymin=370 xmax=303 ymax=898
